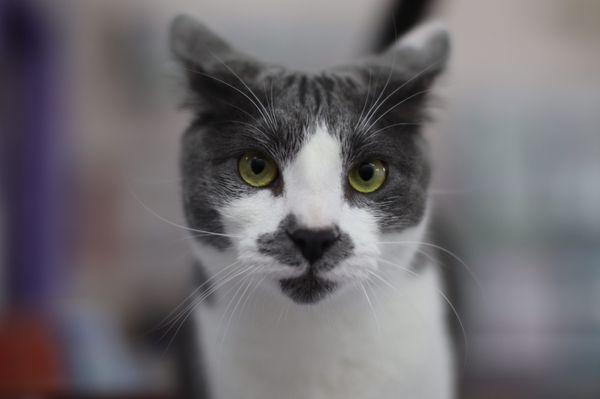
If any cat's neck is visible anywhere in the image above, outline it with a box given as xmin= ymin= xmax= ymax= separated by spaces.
xmin=193 ymin=259 xmax=454 ymax=399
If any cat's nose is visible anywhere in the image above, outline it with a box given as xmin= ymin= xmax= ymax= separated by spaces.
xmin=287 ymin=227 xmax=340 ymax=264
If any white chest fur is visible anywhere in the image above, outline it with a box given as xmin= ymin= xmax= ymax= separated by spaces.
xmin=194 ymin=262 xmax=454 ymax=399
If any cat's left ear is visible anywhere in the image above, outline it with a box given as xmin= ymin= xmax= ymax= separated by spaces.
xmin=351 ymin=22 xmax=450 ymax=119
xmin=370 ymin=21 xmax=451 ymax=85
xmin=377 ymin=21 xmax=450 ymax=79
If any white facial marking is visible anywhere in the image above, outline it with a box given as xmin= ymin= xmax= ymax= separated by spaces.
xmin=283 ymin=124 xmax=343 ymax=229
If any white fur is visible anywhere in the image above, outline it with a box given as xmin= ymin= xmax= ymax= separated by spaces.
xmin=191 ymin=124 xmax=454 ymax=399
xmin=284 ymin=125 xmax=344 ymax=229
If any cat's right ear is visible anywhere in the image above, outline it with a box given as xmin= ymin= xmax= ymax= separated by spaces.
xmin=170 ymin=14 xmax=237 ymax=70
xmin=169 ymin=14 xmax=264 ymax=108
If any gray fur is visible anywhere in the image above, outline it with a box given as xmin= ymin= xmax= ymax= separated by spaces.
xmin=257 ymin=215 xmax=354 ymax=271
xmin=280 ymin=272 xmax=337 ymax=304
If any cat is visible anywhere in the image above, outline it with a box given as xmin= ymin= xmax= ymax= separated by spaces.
xmin=169 ymin=13 xmax=454 ymax=399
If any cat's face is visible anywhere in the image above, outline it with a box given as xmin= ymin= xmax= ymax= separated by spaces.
xmin=171 ymin=15 xmax=449 ymax=304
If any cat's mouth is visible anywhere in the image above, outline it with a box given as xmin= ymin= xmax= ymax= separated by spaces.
xmin=279 ymin=271 xmax=337 ymax=304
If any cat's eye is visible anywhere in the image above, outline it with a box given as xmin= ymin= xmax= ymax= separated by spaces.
xmin=348 ymin=160 xmax=387 ymax=193
xmin=238 ymin=151 xmax=278 ymax=187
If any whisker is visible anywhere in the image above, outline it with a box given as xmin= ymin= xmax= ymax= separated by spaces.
xmin=356 ymin=15 xmax=399 ymax=133
xmin=218 ymin=269 xmax=258 ymax=346
xmin=183 ymin=64 xmax=274 ymax=130
xmin=376 ymin=257 xmax=468 ymax=359
xmin=240 ymin=274 xmax=266 ymax=318
xmin=359 ymin=281 xmax=380 ymax=335
xmin=158 ymin=263 xmax=247 ymax=342
xmin=362 ymin=89 xmax=432 ymax=134
xmin=215 ymin=100 xmax=264 ymax=125
xmin=360 ymin=59 xmax=442 ymax=135
xmin=269 ymin=77 xmax=276 ymax=121
xmin=162 ymin=233 xmax=206 ymax=247
xmin=264 ymin=78 xmax=278 ymax=131
xmin=355 ymin=67 xmax=373 ymax=131
xmin=160 ymin=264 xmax=256 ymax=354
xmin=377 ymin=240 xmax=483 ymax=291
xmin=159 ymin=262 xmax=254 ymax=335
xmin=231 ymin=272 xmax=266 ymax=335
xmin=366 ymin=122 xmax=422 ymax=136
xmin=198 ymin=48 xmax=277 ymax=130
xmin=154 ymin=259 xmax=242 ymax=331
xmin=224 ymin=120 xmax=271 ymax=138
xmin=377 ymin=257 xmax=418 ymax=277
xmin=366 ymin=268 xmax=428 ymax=329
xmin=128 ymin=187 xmax=242 ymax=239
xmin=357 ymin=59 xmax=397 ymax=133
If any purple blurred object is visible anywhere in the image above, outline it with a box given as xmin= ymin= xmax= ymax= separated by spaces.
xmin=0 ymin=0 xmax=70 ymax=310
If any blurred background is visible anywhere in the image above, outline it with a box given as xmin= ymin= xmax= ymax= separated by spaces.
xmin=1 ymin=0 xmax=599 ymax=398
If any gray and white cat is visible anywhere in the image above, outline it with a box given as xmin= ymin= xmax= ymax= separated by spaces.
xmin=170 ymin=14 xmax=454 ymax=399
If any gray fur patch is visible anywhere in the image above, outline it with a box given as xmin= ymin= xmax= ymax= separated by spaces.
xmin=256 ymin=215 xmax=304 ymax=268
xmin=280 ymin=272 xmax=337 ymax=304
xmin=257 ymin=215 xmax=354 ymax=271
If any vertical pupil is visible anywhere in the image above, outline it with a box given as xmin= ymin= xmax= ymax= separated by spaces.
xmin=358 ymin=164 xmax=374 ymax=181
xmin=250 ymin=158 xmax=266 ymax=174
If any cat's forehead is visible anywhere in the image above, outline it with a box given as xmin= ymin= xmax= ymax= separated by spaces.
xmin=268 ymin=70 xmax=361 ymax=115
xmin=235 ymin=72 xmax=418 ymax=168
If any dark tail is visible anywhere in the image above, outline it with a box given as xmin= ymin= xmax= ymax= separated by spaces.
xmin=372 ymin=0 xmax=438 ymax=53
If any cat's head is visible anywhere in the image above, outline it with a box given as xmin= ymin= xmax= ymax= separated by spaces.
xmin=170 ymin=15 xmax=449 ymax=304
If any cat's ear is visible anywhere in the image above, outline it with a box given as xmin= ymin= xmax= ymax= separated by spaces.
xmin=374 ymin=21 xmax=450 ymax=81
xmin=352 ymin=22 xmax=450 ymax=121
xmin=171 ymin=14 xmax=240 ymax=69
xmin=169 ymin=14 xmax=264 ymax=109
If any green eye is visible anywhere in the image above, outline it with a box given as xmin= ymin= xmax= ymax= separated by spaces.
xmin=348 ymin=160 xmax=387 ymax=193
xmin=238 ymin=151 xmax=278 ymax=187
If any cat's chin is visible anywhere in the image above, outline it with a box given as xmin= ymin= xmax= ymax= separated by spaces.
xmin=279 ymin=271 xmax=337 ymax=304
